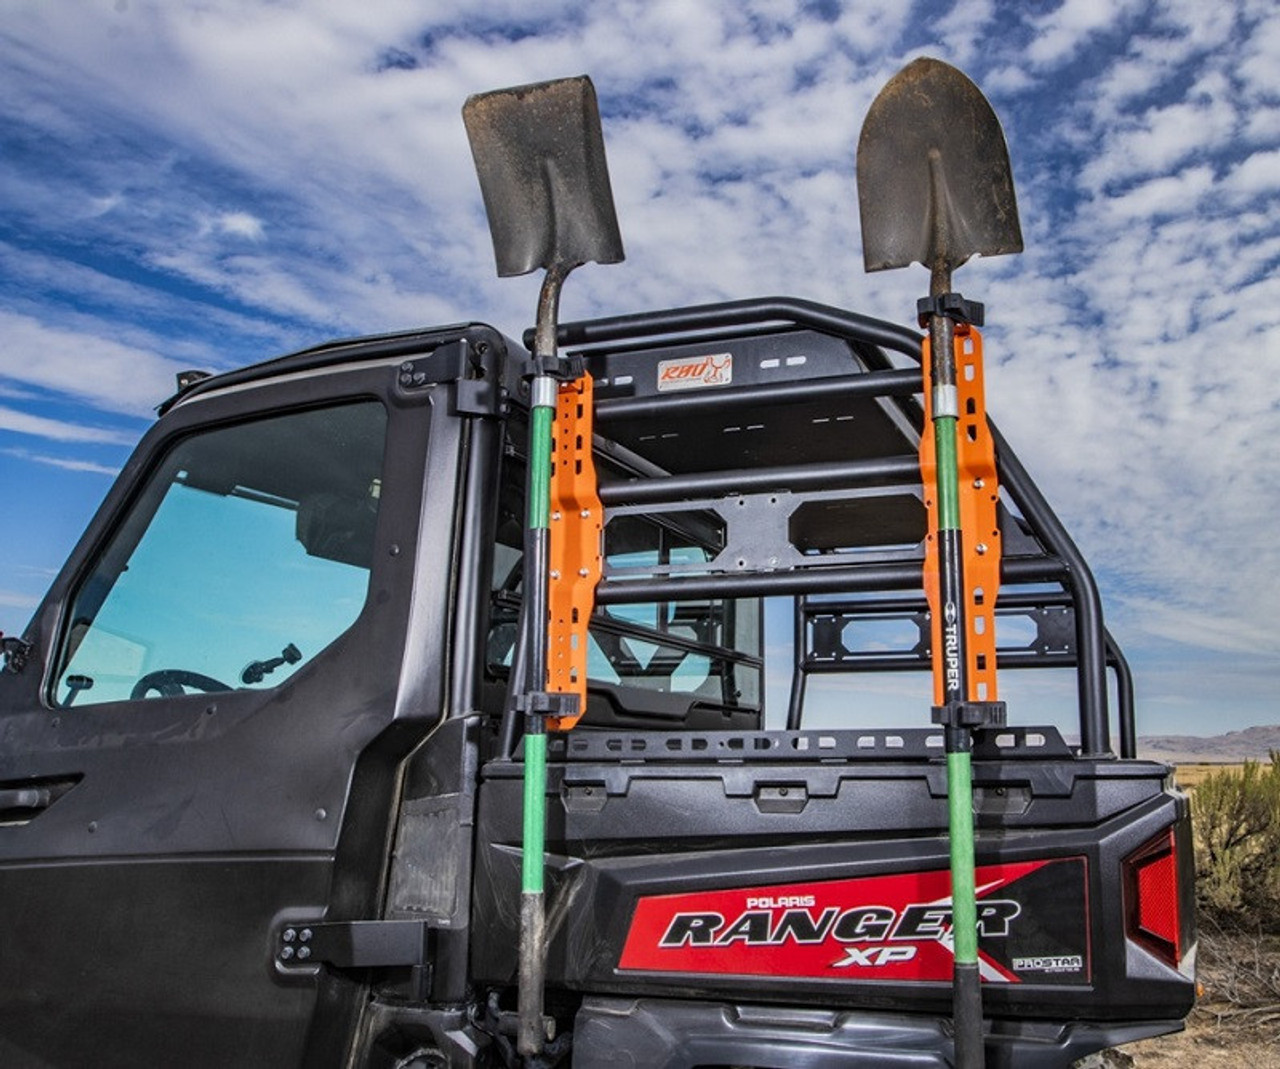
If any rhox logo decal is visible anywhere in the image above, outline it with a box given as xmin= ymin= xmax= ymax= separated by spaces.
xmin=656 ymin=352 xmax=733 ymax=392
xmin=618 ymin=858 xmax=1090 ymax=984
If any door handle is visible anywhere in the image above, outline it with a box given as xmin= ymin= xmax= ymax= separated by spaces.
xmin=0 ymin=787 xmax=52 ymax=811
xmin=0 ymin=777 xmax=79 ymax=822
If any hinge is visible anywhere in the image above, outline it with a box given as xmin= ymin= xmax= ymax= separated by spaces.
xmin=1 ymin=634 xmax=32 ymax=674
xmin=275 ymin=919 xmax=434 ymax=976
xmin=397 ymin=337 xmax=506 ymax=417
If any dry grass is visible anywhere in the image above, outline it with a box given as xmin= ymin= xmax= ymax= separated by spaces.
xmin=1122 ymin=920 xmax=1280 ymax=1068
xmin=1172 ymin=763 xmax=1248 ymax=790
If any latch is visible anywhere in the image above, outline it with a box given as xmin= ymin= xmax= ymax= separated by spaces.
xmin=754 ymin=783 xmax=809 ymax=815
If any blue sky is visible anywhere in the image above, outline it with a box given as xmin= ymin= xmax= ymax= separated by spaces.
xmin=2 ymin=0 xmax=1277 ymax=737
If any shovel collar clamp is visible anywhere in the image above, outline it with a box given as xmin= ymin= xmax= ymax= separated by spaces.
xmin=917 ymin=292 xmax=985 ymax=328
xmin=515 ymin=690 xmax=581 ymax=721
xmin=525 ymin=351 xmax=587 ymax=382
xmin=931 ymin=700 xmax=1007 ymax=730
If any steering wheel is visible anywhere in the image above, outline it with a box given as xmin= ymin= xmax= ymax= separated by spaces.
xmin=130 ymin=669 xmax=231 ymax=701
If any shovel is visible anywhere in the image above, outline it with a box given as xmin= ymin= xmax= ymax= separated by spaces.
xmin=857 ymin=57 xmax=1022 ymax=1069
xmin=464 ymin=74 xmax=624 ymax=1059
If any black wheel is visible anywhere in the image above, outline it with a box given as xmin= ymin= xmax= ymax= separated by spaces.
xmin=130 ymin=669 xmax=231 ymax=700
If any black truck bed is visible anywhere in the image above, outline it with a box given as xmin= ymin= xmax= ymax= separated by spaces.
xmin=467 ymin=727 xmax=1193 ymax=1065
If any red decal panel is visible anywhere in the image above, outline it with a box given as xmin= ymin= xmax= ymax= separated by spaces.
xmin=619 ymin=859 xmax=1090 ymax=985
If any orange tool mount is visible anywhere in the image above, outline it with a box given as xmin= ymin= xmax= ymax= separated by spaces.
xmin=546 ymin=374 xmax=603 ymax=730
xmin=919 ymin=324 xmax=1002 ymax=705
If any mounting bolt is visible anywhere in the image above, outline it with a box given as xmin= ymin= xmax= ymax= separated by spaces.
xmin=974 ymin=478 xmax=985 ymax=488
xmin=297 ymin=946 xmax=311 ymax=961
xmin=282 ymin=928 xmax=297 ymax=943
xmin=580 ymin=508 xmax=591 ymax=518
xmin=299 ymin=929 xmax=312 ymax=943
xmin=578 ymin=567 xmax=590 ymax=577
xmin=975 ymin=543 xmax=988 ymax=555
xmin=280 ymin=945 xmax=295 ymax=961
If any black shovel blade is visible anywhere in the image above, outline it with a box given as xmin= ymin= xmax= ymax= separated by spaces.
xmin=857 ymin=57 xmax=1022 ymax=274
xmin=464 ymin=75 xmax=625 ymax=278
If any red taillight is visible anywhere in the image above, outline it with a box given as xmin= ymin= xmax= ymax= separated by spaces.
xmin=1124 ymin=828 xmax=1182 ymax=966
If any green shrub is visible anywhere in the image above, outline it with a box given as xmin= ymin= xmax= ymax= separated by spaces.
xmin=1191 ymin=753 xmax=1280 ymax=927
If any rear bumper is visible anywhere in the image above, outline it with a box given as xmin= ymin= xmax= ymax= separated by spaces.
xmin=571 ymin=997 xmax=1184 ymax=1068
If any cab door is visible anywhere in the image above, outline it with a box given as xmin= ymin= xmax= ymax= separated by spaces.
xmin=0 ymin=356 xmax=456 ymax=1068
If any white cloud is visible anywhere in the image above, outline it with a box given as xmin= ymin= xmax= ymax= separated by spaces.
xmin=1078 ymin=84 xmax=1237 ymax=192
xmin=0 ymin=310 xmax=189 ymax=417
xmin=1237 ymin=4 xmax=1280 ymax=99
xmin=1223 ymin=148 xmax=1280 ymax=197
xmin=1118 ymin=595 xmax=1277 ymax=657
xmin=0 ymin=404 xmax=136 ymax=445
xmin=0 ymin=590 xmax=40 ymax=611
xmin=209 ymin=211 xmax=265 ymax=241
xmin=1095 ymin=164 xmax=1215 ymax=219
xmin=0 ymin=242 xmax=290 ymax=359
xmin=1025 ymin=0 xmax=1142 ymax=68
xmin=88 ymin=193 xmax=124 ymax=217
xmin=2 ymin=447 xmax=120 ymax=476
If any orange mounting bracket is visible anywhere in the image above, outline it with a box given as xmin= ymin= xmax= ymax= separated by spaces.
xmin=920 ymin=324 xmax=1002 ymax=705
xmin=546 ymin=373 xmax=603 ymax=730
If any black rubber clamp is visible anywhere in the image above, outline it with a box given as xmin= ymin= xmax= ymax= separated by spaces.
xmin=525 ymin=352 xmax=587 ymax=381
xmin=917 ymin=293 xmax=985 ymax=328
xmin=515 ymin=691 xmax=581 ymax=720
xmin=931 ymin=700 xmax=1007 ymax=729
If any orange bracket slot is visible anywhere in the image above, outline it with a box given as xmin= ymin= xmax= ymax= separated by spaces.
xmin=919 ymin=325 xmax=1002 ymax=705
xmin=546 ymin=374 xmax=603 ymax=730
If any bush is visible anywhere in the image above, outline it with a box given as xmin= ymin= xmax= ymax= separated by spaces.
xmin=1191 ymin=753 xmax=1280 ymax=927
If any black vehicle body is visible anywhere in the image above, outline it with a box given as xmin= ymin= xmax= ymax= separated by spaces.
xmin=0 ymin=298 xmax=1195 ymax=1067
